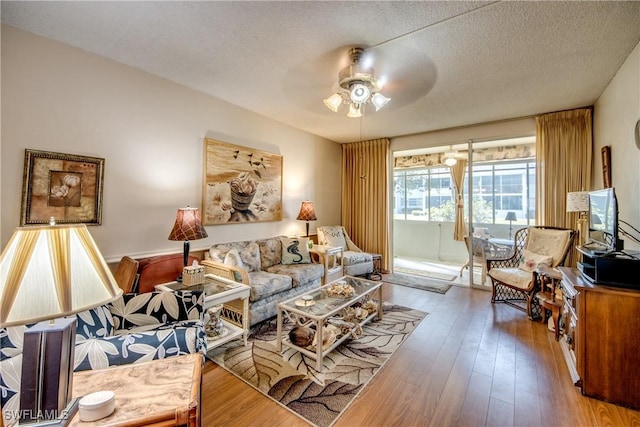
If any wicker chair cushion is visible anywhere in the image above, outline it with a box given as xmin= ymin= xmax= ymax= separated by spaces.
xmin=488 ymin=267 xmax=533 ymax=290
xmin=526 ymin=228 xmax=572 ymax=267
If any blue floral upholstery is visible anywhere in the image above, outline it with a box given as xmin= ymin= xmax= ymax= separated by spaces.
xmin=1 ymin=290 xmax=205 ymax=424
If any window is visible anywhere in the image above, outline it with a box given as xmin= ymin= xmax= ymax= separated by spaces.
xmin=394 ymin=160 xmax=535 ymax=225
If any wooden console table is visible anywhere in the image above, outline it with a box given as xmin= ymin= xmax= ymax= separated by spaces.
xmin=70 ymin=354 xmax=202 ymax=426
xmin=558 ymin=267 xmax=640 ymax=410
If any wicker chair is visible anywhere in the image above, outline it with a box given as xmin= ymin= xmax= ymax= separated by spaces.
xmin=487 ymin=226 xmax=576 ymax=319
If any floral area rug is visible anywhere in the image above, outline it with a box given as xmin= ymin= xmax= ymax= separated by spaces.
xmin=208 ymin=303 xmax=427 ymax=427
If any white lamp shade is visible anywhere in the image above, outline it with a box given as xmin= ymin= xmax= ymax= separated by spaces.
xmin=347 ymin=103 xmax=362 ymax=118
xmin=323 ymin=93 xmax=342 ymax=112
xmin=371 ymin=93 xmax=390 ymax=111
xmin=566 ymin=191 xmax=589 ymax=212
xmin=0 ymin=225 xmax=122 ymax=327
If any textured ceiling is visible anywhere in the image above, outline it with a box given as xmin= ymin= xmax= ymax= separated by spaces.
xmin=2 ymin=1 xmax=639 ymax=143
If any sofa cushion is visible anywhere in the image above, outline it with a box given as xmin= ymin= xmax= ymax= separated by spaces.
xmin=248 ymin=271 xmax=292 ymax=302
xmin=280 ymin=237 xmax=311 ymax=265
xmin=76 ymin=304 xmax=115 ymax=339
xmin=266 ymin=263 xmax=324 ymax=287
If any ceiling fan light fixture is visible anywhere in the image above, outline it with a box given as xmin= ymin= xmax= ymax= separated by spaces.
xmin=371 ymin=92 xmax=390 ymax=111
xmin=323 ymin=47 xmax=391 ymax=117
xmin=347 ymin=103 xmax=362 ymax=118
xmin=323 ymin=93 xmax=343 ymax=112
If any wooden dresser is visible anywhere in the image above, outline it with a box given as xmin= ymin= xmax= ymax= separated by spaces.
xmin=558 ymin=267 xmax=640 ymax=410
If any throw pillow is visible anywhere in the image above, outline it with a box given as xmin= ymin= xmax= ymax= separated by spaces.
xmin=519 ymin=249 xmax=553 ymax=272
xmin=223 ymin=248 xmax=244 ymax=268
xmin=320 ymin=226 xmax=347 ymax=250
xmin=281 ymin=237 xmax=311 ymax=265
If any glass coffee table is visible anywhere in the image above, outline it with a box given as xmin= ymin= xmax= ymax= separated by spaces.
xmin=276 ymin=275 xmax=383 ymax=371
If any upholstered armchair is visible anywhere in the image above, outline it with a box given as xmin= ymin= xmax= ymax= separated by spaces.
xmin=317 ymin=225 xmax=373 ymax=277
xmin=487 ymin=226 xmax=576 ymax=319
xmin=1 ymin=290 xmax=205 ymax=419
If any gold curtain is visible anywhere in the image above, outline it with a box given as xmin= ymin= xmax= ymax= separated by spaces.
xmin=342 ymin=139 xmax=390 ymax=272
xmin=451 ymin=159 xmax=468 ymax=241
xmin=536 ymin=108 xmax=592 ymax=265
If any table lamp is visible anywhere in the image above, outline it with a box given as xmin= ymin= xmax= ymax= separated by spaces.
xmin=0 ymin=223 xmax=122 ymax=426
xmin=168 ymin=207 xmax=208 ymax=282
xmin=566 ymin=191 xmax=589 ymax=245
xmin=505 ymin=211 xmax=517 ymax=239
xmin=296 ymin=201 xmax=317 ymax=238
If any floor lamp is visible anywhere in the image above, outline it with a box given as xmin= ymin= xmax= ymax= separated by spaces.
xmin=505 ymin=211 xmax=517 ymax=239
xmin=0 ymin=224 xmax=122 ymax=426
xmin=168 ymin=207 xmax=208 ymax=282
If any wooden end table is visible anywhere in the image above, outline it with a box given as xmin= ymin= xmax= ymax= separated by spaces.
xmin=70 ymin=354 xmax=202 ymax=426
xmin=534 ymin=265 xmax=563 ymax=341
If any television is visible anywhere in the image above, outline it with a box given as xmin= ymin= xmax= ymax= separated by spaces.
xmin=588 ymin=187 xmax=618 ymax=252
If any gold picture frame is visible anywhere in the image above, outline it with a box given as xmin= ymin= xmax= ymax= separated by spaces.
xmin=21 ymin=149 xmax=105 ymax=225
xmin=203 ymin=138 xmax=282 ymax=225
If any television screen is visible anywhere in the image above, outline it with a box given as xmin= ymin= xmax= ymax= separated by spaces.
xmin=588 ymin=188 xmax=618 ymax=251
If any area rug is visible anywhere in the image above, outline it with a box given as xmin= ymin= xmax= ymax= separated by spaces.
xmin=394 ymin=266 xmax=457 ymax=282
xmin=209 ymin=303 xmax=427 ymax=427
xmin=384 ymin=272 xmax=452 ymax=294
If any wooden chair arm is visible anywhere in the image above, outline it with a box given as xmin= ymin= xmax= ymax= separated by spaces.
xmin=200 ymin=259 xmax=250 ymax=285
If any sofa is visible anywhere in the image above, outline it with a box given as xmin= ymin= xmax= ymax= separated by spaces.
xmin=201 ymin=235 xmax=324 ymax=326
xmin=0 ymin=290 xmax=205 ymax=423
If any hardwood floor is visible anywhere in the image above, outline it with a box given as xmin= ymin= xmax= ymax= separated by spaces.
xmin=201 ymin=278 xmax=640 ymax=427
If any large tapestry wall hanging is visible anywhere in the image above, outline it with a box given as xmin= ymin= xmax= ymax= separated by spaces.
xmin=203 ymin=138 xmax=282 ymax=225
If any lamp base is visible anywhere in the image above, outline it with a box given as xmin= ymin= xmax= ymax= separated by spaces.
xmin=18 ymin=398 xmax=79 ymax=427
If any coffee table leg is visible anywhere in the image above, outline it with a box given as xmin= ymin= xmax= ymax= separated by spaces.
xmin=377 ymin=286 xmax=383 ymax=320
xmin=316 ymin=319 xmax=323 ymax=371
xmin=276 ymin=306 xmax=282 ymax=352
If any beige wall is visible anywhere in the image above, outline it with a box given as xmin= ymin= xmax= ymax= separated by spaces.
xmin=593 ymin=41 xmax=640 ymax=251
xmin=1 ymin=25 xmax=342 ymax=261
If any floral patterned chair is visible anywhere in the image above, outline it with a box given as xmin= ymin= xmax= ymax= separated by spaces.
xmin=0 ymin=290 xmax=205 ymax=422
xmin=317 ymin=225 xmax=374 ymax=277
xmin=487 ymin=226 xmax=576 ymax=319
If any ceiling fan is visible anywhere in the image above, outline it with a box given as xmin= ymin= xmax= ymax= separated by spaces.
xmin=323 ymin=47 xmax=391 ymax=118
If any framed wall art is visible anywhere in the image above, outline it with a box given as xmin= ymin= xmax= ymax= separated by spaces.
xmin=21 ymin=149 xmax=105 ymax=225
xmin=203 ymin=138 xmax=282 ymax=225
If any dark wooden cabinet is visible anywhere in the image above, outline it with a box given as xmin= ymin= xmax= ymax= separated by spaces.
xmin=558 ymin=267 xmax=640 ymax=410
